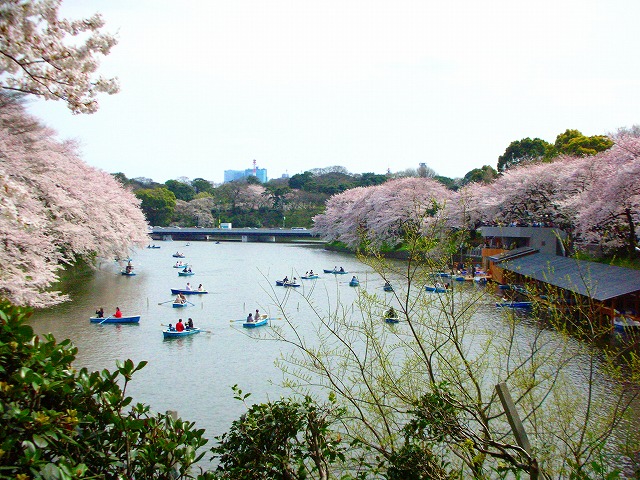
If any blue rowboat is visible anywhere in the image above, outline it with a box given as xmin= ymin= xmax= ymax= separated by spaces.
xmin=172 ymin=302 xmax=189 ymax=308
xmin=496 ymin=301 xmax=533 ymax=309
xmin=349 ymin=279 xmax=360 ymax=287
xmin=147 ymin=245 xmax=161 ymax=249
xmin=425 ymin=285 xmax=447 ymax=293
xmin=90 ymin=315 xmax=140 ymax=324
xmin=121 ymin=270 xmax=136 ymax=276
xmin=301 ymin=275 xmax=319 ymax=280
xmin=172 ymin=254 xmax=186 ymax=258
xmin=323 ymin=269 xmax=348 ymax=274
xmin=178 ymin=271 xmax=194 ymax=276
xmin=383 ymin=284 xmax=393 ymax=292
xmin=163 ymin=327 xmax=201 ymax=338
xmin=170 ymin=288 xmax=208 ymax=295
xmin=243 ymin=315 xmax=269 ymax=328
xmin=275 ymin=280 xmax=300 ymax=287
xmin=173 ymin=264 xmax=189 ymax=268
xmin=384 ymin=317 xmax=400 ymax=324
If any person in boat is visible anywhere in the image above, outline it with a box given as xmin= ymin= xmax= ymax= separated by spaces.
xmin=114 ymin=307 xmax=122 ymax=318
xmin=339 ymin=267 xmax=345 ymax=272
xmin=95 ymin=307 xmax=104 ymax=318
xmin=176 ymin=319 xmax=185 ymax=332
xmin=187 ymin=267 xmax=192 ymax=273
xmin=255 ymin=309 xmax=261 ymax=320
xmin=197 ymin=284 xmax=204 ymax=291
xmin=351 ymin=276 xmax=358 ymax=282
xmin=246 ymin=313 xmax=253 ymax=323
xmin=185 ymin=282 xmax=192 ymax=291
xmin=384 ymin=281 xmax=391 ymax=288
xmin=309 ymin=269 xmax=314 ymax=276
xmin=187 ymin=318 xmax=194 ymax=329
xmin=183 ymin=266 xmax=189 ymax=272
xmin=168 ymin=323 xmax=175 ymax=331
xmin=283 ymin=276 xmax=289 ymax=283
xmin=386 ymin=306 xmax=397 ymax=318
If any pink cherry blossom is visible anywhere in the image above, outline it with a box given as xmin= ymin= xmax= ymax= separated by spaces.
xmin=0 ymin=99 xmax=148 ymax=307
xmin=0 ymin=0 xmax=119 ymax=113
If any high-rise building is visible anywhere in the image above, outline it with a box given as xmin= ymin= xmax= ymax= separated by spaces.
xmin=223 ymin=166 xmax=268 ymax=183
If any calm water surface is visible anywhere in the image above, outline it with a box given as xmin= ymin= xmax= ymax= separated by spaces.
xmin=30 ymin=241 xmax=376 ymax=443
xmin=29 ymin=241 xmax=639 ymax=468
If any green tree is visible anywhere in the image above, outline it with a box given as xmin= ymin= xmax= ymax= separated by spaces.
xmin=461 ymin=165 xmax=498 ymax=185
xmin=165 ymin=179 xmax=196 ymax=201
xmin=136 ymin=188 xmax=176 ymax=226
xmin=192 ymin=177 xmax=214 ymax=195
xmin=212 ymin=387 xmax=346 ymax=479
xmin=497 ymin=137 xmax=552 ymax=172
xmin=246 ymin=175 xmax=261 ymax=185
xmin=289 ymin=171 xmax=314 ymax=190
xmin=0 ymin=301 xmax=213 ymax=479
xmin=357 ymin=172 xmax=388 ymax=187
xmin=264 ymin=184 xmax=292 ymax=210
xmin=552 ymin=129 xmax=613 ymax=157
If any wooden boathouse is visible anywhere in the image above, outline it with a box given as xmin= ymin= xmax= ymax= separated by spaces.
xmin=484 ymin=247 xmax=640 ymax=329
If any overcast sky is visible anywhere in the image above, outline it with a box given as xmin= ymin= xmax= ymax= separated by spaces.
xmin=27 ymin=0 xmax=640 ymax=184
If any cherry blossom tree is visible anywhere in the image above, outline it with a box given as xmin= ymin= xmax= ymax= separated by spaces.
xmin=0 ymin=0 xmax=119 ymax=113
xmin=313 ymin=178 xmax=458 ymax=248
xmin=0 ymin=98 xmax=148 ymax=307
xmin=571 ymin=135 xmax=640 ymax=256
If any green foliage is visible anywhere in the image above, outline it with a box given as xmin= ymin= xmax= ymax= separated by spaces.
xmin=165 ymin=179 xmax=197 ymax=202
xmin=0 ymin=301 xmax=213 ymax=479
xmin=212 ymin=386 xmax=347 ymax=479
xmin=497 ymin=137 xmax=552 ymax=172
xmin=192 ymin=178 xmax=215 ymax=195
xmin=135 ymin=187 xmax=177 ymax=226
xmin=461 ymin=165 xmax=498 ymax=185
xmin=552 ymin=129 xmax=614 ymax=157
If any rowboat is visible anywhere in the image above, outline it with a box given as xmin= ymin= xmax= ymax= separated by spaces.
xmin=90 ymin=315 xmax=140 ymax=324
xmin=495 ymin=301 xmax=533 ymax=309
xmin=301 ymin=275 xmax=319 ymax=280
xmin=425 ymin=285 xmax=447 ymax=293
xmin=243 ymin=315 xmax=269 ymax=328
xmin=178 ymin=271 xmax=194 ymax=276
xmin=173 ymin=264 xmax=189 ymax=268
xmin=383 ymin=284 xmax=393 ymax=292
xmin=349 ymin=279 xmax=360 ymax=287
xmin=163 ymin=327 xmax=201 ymax=338
xmin=384 ymin=317 xmax=400 ymax=324
xmin=121 ymin=270 xmax=136 ymax=276
xmin=173 ymin=302 xmax=189 ymax=308
xmin=170 ymin=288 xmax=208 ymax=295
xmin=613 ymin=316 xmax=640 ymax=332
xmin=147 ymin=245 xmax=161 ymax=249
xmin=323 ymin=269 xmax=348 ymax=274
xmin=172 ymin=254 xmax=185 ymax=258
xmin=275 ymin=280 xmax=301 ymax=287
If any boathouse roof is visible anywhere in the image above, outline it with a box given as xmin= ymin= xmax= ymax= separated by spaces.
xmin=493 ymin=252 xmax=640 ymax=301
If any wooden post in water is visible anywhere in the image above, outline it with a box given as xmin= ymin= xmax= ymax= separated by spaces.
xmin=495 ymin=382 xmax=538 ymax=479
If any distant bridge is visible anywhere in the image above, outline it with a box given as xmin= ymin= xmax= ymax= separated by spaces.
xmin=149 ymin=227 xmax=320 ymax=243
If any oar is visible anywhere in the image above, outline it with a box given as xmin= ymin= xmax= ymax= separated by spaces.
xmin=99 ymin=315 xmax=113 ymax=324
xmin=229 ymin=317 xmax=283 ymax=323
xmin=158 ymin=299 xmax=175 ymax=305
xmin=187 ymin=301 xmax=195 ymax=306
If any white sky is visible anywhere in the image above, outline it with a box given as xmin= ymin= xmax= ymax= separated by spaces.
xmin=27 ymin=0 xmax=640 ymax=184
